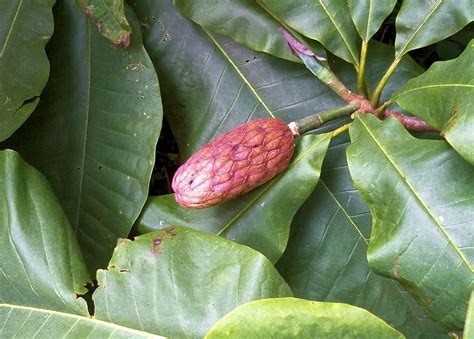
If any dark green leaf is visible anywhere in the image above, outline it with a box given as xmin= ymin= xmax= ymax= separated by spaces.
xmin=205 ymin=298 xmax=404 ymax=338
xmin=392 ymin=41 xmax=474 ymax=165
xmin=395 ymin=0 xmax=474 ymax=57
xmin=277 ymin=134 xmax=448 ymax=338
xmin=348 ymin=0 xmax=397 ymax=42
xmin=347 ymin=114 xmax=474 ymax=331
xmin=75 ymin=0 xmax=131 ymax=46
xmin=131 ymin=0 xmax=421 ymax=160
xmin=93 ymin=226 xmax=292 ymax=338
xmin=0 ymin=305 xmax=163 ymax=338
xmin=0 ymin=0 xmax=55 ymax=141
xmin=0 ymin=150 xmax=89 ymax=315
xmin=172 ymin=0 xmax=299 ymax=61
xmin=135 ymin=133 xmax=331 ymax=263
xmin=4 ymin=0 xmax=163 ymax=273
xmin=260 ymin=0 xmax=360 ymax=66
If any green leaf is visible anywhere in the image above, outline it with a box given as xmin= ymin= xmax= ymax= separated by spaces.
xmin=348 ymin=0 xmax=397 ymax=42
xmin=172 ymin=0 xmax=299 ymax=62
xmin=131 ymin=0 xmax=420 ymax=160
xmin=0 ymin=150 xmax=89 ymax=316
xmin=465 ymin=292 xmax=474 ymax=339
xmin=93 ymin=226 xmax=292 ymax=338
xmin=277 ymin=134 xmax=448 ymax=338
xmin=205 ymin=298 xmax=404 ymax=338
xmin=260 ymin=0 xmax=360 ymax=66
xmin=0 ymin=0 xmax=55 ymax=141
xmin=395 ymin=0 xmax=474 ymax=58
xmin=134 ymin=133 xmax=331 ymax=263
xmin=4 ymin=0 xmax=163 ymax=273
xmin=392 ymin=41 xmax=474 ymax=165
xmin=0 ymin=304 xmax=163 ymax=338
xmin=75 ymin=0 xmax=131 ymax=46
xmin=347 ymin=114 xmax=474 ymax=331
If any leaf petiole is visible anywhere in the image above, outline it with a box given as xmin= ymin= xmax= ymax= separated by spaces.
xmin=371 ymin=56 xmax=402 ymax=107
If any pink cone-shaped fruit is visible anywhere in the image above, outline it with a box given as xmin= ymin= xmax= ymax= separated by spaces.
xmin=172 ymin=118 xmax=295 ymax=208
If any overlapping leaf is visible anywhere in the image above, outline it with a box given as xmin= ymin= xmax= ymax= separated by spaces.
xmin=392 ymin=41 xmax=474 ymax=165
xmin=260 ymin=0 xmax=360 ymax=66
xmin=277 ymin=134 xmax=447 ymax=338
xmin=347 ymin=114 xmax=474 ymax=331
xmin=0 ymin=150 xmax=89 ymax=315
xmin=395 ymin=0 xmax=474 ymax=57
xmin=134 ymin=134 xmax=331 ymax=263
xmin=0 ymin=0 xmax=55 ymax=141
xmin=131 ymin=0 xmax=421 ymax=160
xmin=348 ymin=0 xmax=397 ymax=42
xmin=76 ymin=0 xmax=131 ymax=46
xmin=0 ymin=305 xmax=162 ymax=338
xmin=206 ymin=298 xmax=403 ymax=338
xmin=93 ymin=226 xmax=292 ymax=338
xmin=172 ymin=0 xmax=299 ymax=61
xmin=4 ymin=0 xmax=163 ymax=273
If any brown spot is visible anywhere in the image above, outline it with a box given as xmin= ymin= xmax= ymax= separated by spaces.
xmin=119 ymin=269 xmax=130 ymax=273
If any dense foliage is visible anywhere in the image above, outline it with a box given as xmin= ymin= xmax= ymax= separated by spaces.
xmin=0 ymin=0 xmax=473 ymax=337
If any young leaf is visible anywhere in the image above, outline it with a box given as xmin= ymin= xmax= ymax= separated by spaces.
xmin=392 ymin=41 xmax=474 ymax=165
xmin=75 ymin=0 xmax=131 ymax=46
xmin=395 ymin=0 xmax=474 ymax=58
xmin=134 ymin=133 xmax=331 ymax=263
xmin=93 ymin=226 xmax=292 ymax=338
xmin=277 ymin=134 xmax=448 ymax=338
xmin=260 ymin=0 xmax=361 ymax=66
xmin=348 ymin=0 xmax=397 ymax=42
xmin=0 ymin=150 xmax=89 ymax=316
xmin=0 ymin=305 xmax=163 ymax=338
xmin=4 ymin=0 xmax=163 ymax=273
xmin=347 ymin=114 xmax=474 ymax=331
xmin=0 ymin=0 xmax=55 ymax=141
xmin=205 ymin=298 xmax=404 ymax=338
xmin=172 ymin=0 xmax=300 ymax=62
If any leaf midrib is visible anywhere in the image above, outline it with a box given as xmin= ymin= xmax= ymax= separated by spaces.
xmin=0 ymin=0 xmax=23 ymax=59
xmin=396 ymin=0 xmax=443 ymax=57
xmin=318 ymin=0 xmax=359 ymax=66
xmin=202 ymin=27 xmax=275 ymax=118
xmin=0 ymin=304 xmax=161 ymax=337
xmin=73 ymin=22 xmax=92 ymax=234
xmin=391 ymin=83 xmax=474 ymax=101
xmin=359 ymin=117 xmax=472 ymax=272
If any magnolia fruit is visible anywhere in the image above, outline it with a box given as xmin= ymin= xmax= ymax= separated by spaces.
xmin=172 ymin=118 xmax=295 ymax=208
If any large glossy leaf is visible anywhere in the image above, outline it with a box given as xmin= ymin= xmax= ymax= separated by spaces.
xmin=348 ymin=0 xmax=397 ymax=42
xmin=260 ymin=0 xmax=360 ymax=66
xmin=206 ymin=298 xmax=403 ymax=338
xmin=131 ymin=0 xmax=421 ymax=160
xmin=347 ymin=114 xmax=474 ymax=331
xmin=0 ymin=304 xmax=163 ymax=338
xmin=75 ymin=0 xmax=131 ymax=46
xmin=392 ymin=41 xmax=474 ymax=165
xmin=395 ymin=0 xmax=474 ymax=58
xmin=4 ymin=0 xmax=162 ymax=273
xmin=134 ymin=133 xmax=331 ymax=263
xmin=93 ymin=226 xmax=292 ymax=338
xmin=0 ymin=150 xmax=89 ymax=316
xmin=277 ymin=134 xmax=448 ymax=338
xmin=172 ymin=0 xmax=298 ymax=62
xmin=0 ymin=0 xmax=55 ymax=141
